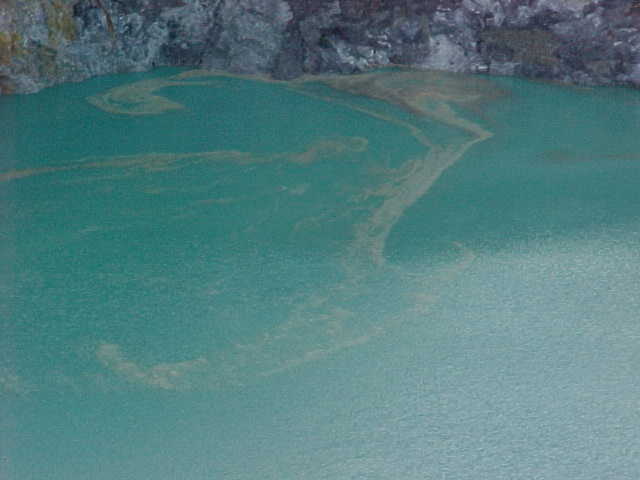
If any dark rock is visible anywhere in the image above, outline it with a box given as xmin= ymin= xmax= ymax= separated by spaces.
xmin=0 ymin=0 xmax=639 ymax=94
xmin=273 ymin=25 xmax=305 ymax=79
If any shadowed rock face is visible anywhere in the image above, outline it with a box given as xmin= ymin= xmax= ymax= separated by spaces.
xmin=0 ymin=0 xmax=639 ymax=93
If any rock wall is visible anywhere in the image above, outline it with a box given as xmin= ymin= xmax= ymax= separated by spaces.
xmin=1 ymin=0 xmax=639 ymax=94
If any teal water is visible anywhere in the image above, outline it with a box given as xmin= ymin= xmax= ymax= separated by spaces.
xmin=1 ymin=68 xmax=640 ymax=479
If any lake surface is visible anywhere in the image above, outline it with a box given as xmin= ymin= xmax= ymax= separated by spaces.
xmin=2 ymin=68 xmax=640 ymax=479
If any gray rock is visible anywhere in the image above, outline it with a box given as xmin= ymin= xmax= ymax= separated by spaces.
xmin=203 ymin=0 xmax=292 ymax=73
xmin=1 ymin=0 xmax=639 ymax=94
xmin=419 ymin=34 xmax=476 ymax=73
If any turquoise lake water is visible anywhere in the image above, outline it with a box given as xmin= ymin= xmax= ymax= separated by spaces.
xmin=1 ymin=68 xmax=640 ymax=479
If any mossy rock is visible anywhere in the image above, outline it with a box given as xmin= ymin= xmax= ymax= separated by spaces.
xmin=46 ymin=0 xmax=77 ymax=44
xmin=0 ymin=32 xmax=22 ymax=65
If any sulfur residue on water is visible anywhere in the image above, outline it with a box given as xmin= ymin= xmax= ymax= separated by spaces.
xmin=1 ymin=67 xmax=508 ymax=393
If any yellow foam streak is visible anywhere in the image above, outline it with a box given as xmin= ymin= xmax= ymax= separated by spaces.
xmin=0 ymin=136 xmax=368 ymax=183
xmin=290 ymin=70 xmax=499 ymax=269
xmin=84 ymin=68 xmax=507 ymax=390
xmin=86 ymin=76 xmax=217 ymax=115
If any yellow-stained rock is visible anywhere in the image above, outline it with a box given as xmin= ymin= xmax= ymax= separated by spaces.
xmin=0 ymin=32 xmax=22 ymax=65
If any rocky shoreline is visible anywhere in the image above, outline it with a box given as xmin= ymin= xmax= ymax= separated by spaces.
xmin=1 ymin=0 xmax=639 ymax=94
